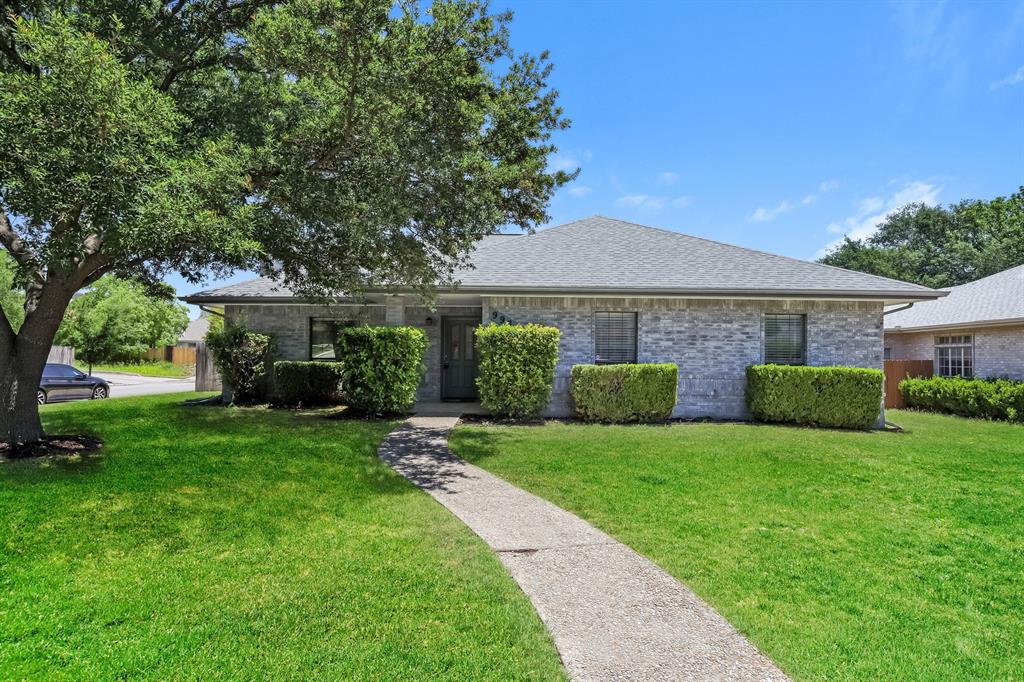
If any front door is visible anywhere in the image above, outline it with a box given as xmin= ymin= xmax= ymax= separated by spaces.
xmin=441 ymin=317 xmax=479 ymax=400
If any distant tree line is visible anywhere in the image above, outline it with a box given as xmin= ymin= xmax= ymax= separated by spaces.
xmin=819 ymin=187 xmax=1024 ymax=289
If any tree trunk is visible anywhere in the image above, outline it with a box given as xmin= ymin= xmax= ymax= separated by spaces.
xmin=0 ymin=341 xmax=48 ymax=445
xmin=0 ymin=281 xmax=74 ymax=447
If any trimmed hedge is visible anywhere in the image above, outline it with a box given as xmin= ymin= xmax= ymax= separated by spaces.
xmin=476 ymin=323 xmax=560 ymax=419
xmin=273 ymin=361 xmax=345 ymax=407
xmin=571 ymin=364 xmax=678 ymax=423
xmin=206 ymin=324 xmax=274 ymax=404
xmin=747 ymin=364 xmax=883 ymax=429
xmin=333 ymin=326 xmax=428 ymax=414
xmin=901 ymin=376 xmax=1024 ymax=421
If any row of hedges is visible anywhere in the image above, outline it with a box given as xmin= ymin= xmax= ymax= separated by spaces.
xmin=211 ymin=323 xmax=427 ymax=414
xmin=746 ymin=364 xmax=883 ymax=429
xmin=901 ymin=376 xmax=1024 ymax=421
xmin=212 ymin=320 xmax=885 ymax=428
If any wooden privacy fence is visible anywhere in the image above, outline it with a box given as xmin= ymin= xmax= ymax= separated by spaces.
xmin=194 ymin=342 xmax=222 ymax=392
xmin=143 ymin=345 xmax=198 ymax=366
xmin=884 ymin=359 xmax=933 ymax=408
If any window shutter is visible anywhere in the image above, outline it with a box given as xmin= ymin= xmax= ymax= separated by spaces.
xmin=595 ymin=312 xmax=637 ymax=364
xmin=764 ymin=314 xmax=806 ymax=365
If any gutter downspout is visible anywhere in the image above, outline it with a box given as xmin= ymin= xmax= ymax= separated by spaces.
xmin=883 ymin=302 xmax=914 ymax=317
xmin=878 ymin=302 xmax=916 ymax=429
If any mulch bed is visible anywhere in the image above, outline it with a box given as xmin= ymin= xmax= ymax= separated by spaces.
xmin=0 ymin=434 xmax=103 ymax=461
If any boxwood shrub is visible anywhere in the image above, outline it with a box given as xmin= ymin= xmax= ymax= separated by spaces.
xmin=746 ymin=364 xmax=883 ymax=429
xmin=333 ymin=326 xmax=428 ymax=414
xmin=206 ymin=323 xmax=275 ymax=404
xmin=475 ymin=323 xmax=560 ymax=419
xmin=273 ymin=361 xmax=345 ymax=407
xmin=571 ymin=363 xmax=678 ymax=423
xmin=900 ymin=376 xmax=1024 ymax=421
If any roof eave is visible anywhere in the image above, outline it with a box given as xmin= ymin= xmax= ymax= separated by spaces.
xmin=885 ymin=316 xmax=1024 ymax=333
xmin=183 ymin=285 xmax=946 ymax=305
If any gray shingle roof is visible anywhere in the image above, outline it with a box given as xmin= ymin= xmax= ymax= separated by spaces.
xmin=184 ymin=216 xmax=943 ymax=303
xmin=885 ymin=264 xmax=1024 ymax=331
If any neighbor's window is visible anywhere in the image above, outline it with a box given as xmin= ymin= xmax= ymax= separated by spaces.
xmin=309 ymin=319 xmax=356 ymax=360
xmin=935 ymin=335 xmax=973 ymax=378
xmin=595 ymin=312 xmax=637 ymax=364
xmin=764 ymin=314 xmax=806 ymax=365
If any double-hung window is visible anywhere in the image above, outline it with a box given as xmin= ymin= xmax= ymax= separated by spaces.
xmin=935 ymin=335 xmax=973 ymax=377
xmin=763 ymin=314 xmax=806 ymax=365
xmin=594 ymin=312 xmax=637 ymax=364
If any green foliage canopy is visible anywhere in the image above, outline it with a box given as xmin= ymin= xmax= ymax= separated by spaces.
xmin=54 ymin=276 xmax=189 ymax=365
xmin=820 ymin=188 xmax=1024 ymax=288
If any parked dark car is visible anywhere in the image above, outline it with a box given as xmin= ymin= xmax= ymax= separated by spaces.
xmin=38 ymin=364 xmax=110 ymax=405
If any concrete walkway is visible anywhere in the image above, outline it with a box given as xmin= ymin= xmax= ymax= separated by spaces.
xmin=378 ymin=416 xmax=790 ymax=681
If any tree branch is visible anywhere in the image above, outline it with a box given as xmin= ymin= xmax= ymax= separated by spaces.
xmin=0 ymin=207 xmax=41 ymax=271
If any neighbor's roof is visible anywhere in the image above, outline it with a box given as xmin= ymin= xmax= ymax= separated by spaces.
xmin=885 ymin=264 xmax=1024 ymax=332
xmin=183 ymin=216 xmax=943 ymax=303
xmin=178 ymin=315 xmax=211 ymax=342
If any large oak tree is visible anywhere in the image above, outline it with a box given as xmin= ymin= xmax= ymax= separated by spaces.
xmin=0 ymin=0 xmax=572 ymax=446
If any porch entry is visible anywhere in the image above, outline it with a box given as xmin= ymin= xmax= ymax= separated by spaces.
xmin=441 ymin=316 xmax=479 ymax=400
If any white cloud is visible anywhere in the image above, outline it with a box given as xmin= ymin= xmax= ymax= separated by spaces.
xmin=567 ymin=185 xmax=592 ymax=198
xmin=615 ymin=194 xmax=691 ymax=211
xmin=990 ymin=64 xmax=1024 ymax=89
xmin=750 ymin=200 xmax=794 ymax=222
xmin=549 ymin=154 xmax=580 ymax=173
xmin=657 ymin=171 xmax=679 ymax=186
xmin=750 ymin=180 xmax=838 ymax=222
xmin=817 ymin=180 xmax=942 ymax=257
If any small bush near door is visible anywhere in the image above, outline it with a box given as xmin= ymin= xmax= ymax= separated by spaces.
xmin=747 ymin=364 xmax=883 ymax=429
xmin=334 ymin=326 xmax=428 ymax=414
xmin=475 ymin=323 xmax=560 ymax=418
xmin=901 ymin=376 xmax=1024 ymax=421
xmin=273 ymin=361 xmax=345 ymax=406
xmin=206 ymin=324 xmax=275 ymax=404
xmin=571 ymin=364 xmax=678 ymax=423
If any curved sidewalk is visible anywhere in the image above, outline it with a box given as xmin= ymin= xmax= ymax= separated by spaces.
xmin=378 ymin=416 xmax=789 ymax=681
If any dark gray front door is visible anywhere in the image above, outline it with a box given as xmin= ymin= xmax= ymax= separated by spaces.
xmin=441 ymin=317 xmax=479 ymax=400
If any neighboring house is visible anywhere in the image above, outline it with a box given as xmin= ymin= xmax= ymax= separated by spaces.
xmin=184 ymin=216 xmax=943 ymax=418
xmin=176 ymin=314 xmax=211 ymax=348
xmin=884 ymin=264 xmax=1024 ymax=380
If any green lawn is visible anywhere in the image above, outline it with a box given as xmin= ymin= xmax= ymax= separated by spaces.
xmin=77 ymin=361 xmax=194 ymax=377
xmin=0 ymin=395 xmax=564 ymax=681
xmin=450 ymin=411 xmax=1024 ymax=681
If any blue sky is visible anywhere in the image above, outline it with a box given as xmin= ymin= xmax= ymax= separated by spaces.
xmin=173 ymin=0 xmax=1024 ymax=316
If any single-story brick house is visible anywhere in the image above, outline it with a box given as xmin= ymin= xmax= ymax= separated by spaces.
xmin=184 ymin=216 xmax=943 ymax=418
xmin=884 ymin=264 xmax=1024 ymax=380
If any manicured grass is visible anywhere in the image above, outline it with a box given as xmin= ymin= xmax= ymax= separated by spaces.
xmin=77 ymin=361 xmax=195 ymax=378
xmin=1 ymin=395 xmax=565 ymax=680
xmin=450 ymin=411 xmax=1024 ymax=681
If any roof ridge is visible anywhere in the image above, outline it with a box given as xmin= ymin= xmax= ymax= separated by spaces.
xmin=585 ymin=215 xmax=938 ymax=293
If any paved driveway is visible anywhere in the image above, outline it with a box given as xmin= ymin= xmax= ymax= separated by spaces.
xmin=90 ymin=372 xmax=195 ymax=399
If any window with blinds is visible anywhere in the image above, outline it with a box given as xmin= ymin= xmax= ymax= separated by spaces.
xmin=763 ymin=314 xmax=806 ymax=365
xmin=595 ymin=312 xmax=637 ymax=364
xmin=309 ymin=319 xmax=356 ymax=360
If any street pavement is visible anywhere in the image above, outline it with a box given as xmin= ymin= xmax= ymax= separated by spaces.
xmin=90 ymin=372 xmax=196 ymax=399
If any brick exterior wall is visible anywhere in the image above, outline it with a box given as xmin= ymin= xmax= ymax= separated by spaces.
xmin=225 ymin=297 xmax=884 ymax=418
xmin=885 ymin=324 xmax=1024 ymax=380
xmin=482 ymin=296 xmax=884 ymax=419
